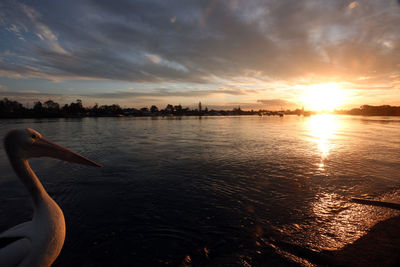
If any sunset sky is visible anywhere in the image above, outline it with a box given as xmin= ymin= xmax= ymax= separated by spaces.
xmin=0 ymin=0 xmax=400 ymax=110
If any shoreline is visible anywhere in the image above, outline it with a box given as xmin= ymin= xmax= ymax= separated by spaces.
xmin=1 ymin=113 xmax=400 ymax=119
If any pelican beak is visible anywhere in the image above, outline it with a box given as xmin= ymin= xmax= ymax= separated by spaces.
xmin=29 ymin=138 xmax=103 ymax=168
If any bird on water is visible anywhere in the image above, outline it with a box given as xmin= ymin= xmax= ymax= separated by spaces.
xmin=0 ymin=128 xmax=102 ymax=267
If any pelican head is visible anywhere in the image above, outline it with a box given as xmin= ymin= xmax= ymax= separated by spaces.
xmin=4 ymin=128 xmax=102 ymax=167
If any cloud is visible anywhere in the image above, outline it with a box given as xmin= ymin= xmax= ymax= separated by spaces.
xmin=0 ymin=0 xmax=399 ymax=88
xmin=19 ymin=90 xmax=40 ymax=94
xmin=146 ymin=53 xmax=188 ymax=73
xmin=0 ymin=84 xmax=8 ymax=92
xmin=5 ymin=24 xmax=25 ymax=41
xmin=0 ymin=90 xmax=41 ymax=96
xmin=348 ymin=1 xmax=359 ymax=10
xmin=257 ymin=99 xmax=296 ymax=107
xmin=86 ymin=88 xmax=251 ymax=99
xmin=19 ymin=3 xmax=67 ymax=54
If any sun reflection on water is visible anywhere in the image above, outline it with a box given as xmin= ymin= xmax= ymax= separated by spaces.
xmin=307 ymin=114 xmax=339 ymax=170
xmin=302 ymin=116 xmax=400 ymax=251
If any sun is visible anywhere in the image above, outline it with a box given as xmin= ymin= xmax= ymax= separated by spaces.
xmin=302 ymin=83 xmax=345 ymax=111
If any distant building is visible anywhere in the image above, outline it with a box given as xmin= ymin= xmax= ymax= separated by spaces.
xmin=199 ymin=102 xmax=202 ymax=113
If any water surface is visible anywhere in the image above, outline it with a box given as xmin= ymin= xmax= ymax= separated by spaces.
xmin=1 ymin=115 xmax=399 ymax=266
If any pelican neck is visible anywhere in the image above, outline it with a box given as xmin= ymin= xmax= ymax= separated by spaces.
xmin=9 ymin=155 xmax=50 ymax=208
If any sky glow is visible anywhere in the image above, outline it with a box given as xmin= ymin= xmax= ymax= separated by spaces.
xmin=0 ymin=0 xmax=400 ymax=110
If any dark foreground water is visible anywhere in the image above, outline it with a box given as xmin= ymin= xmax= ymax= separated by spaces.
xmin=1 ymin=115 xmax=400 ymax=266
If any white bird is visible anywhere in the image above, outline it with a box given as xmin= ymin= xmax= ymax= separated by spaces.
xmin=0 ymin=128 xmax=102 ymax=267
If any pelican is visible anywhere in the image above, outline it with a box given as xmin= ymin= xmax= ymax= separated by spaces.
xmin=0 ymin=128 xmax=102 ymax=267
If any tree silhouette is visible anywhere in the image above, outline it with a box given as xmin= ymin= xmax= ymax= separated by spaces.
xmin=0 ymin=98 xmax=25 ymax=116
xmin=150 ymin=105 xmax=159 ymax=113
xmin=44 ymin=100 xmax=60 ymax=113
xmin=165 ymin=104 xmax=174 ymax=114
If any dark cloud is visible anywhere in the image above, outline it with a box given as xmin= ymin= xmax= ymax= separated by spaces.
xmin=0 ymin=90 xmax=42 ymax=96
xmin=0 ymin=0 xmax=399 ymax=86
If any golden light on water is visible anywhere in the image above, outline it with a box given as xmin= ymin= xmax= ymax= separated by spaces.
xmin=308 ymin=114 xmax=338 ymax=157
xmin=306 ymin=116 xmax=390 ymax=251
xmin=302 ymin=83 xmax=345 ymax=111
xmin=310 ymin=191 xmax=390 ymax=250
xmin=307 ymin=114 xmax=339 ymax=170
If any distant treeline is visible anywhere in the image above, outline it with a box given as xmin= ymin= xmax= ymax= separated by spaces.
xmin=336 ymin=105 xmax=400 ymax=116
xmin=1 ymin=98 xmax=399 ymax=118
xmin=0 ymin=98 xmax=257 ymax=118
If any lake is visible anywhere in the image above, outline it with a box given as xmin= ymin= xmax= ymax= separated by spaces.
xmin=1 ymin=115 xmax=400 ymax=266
